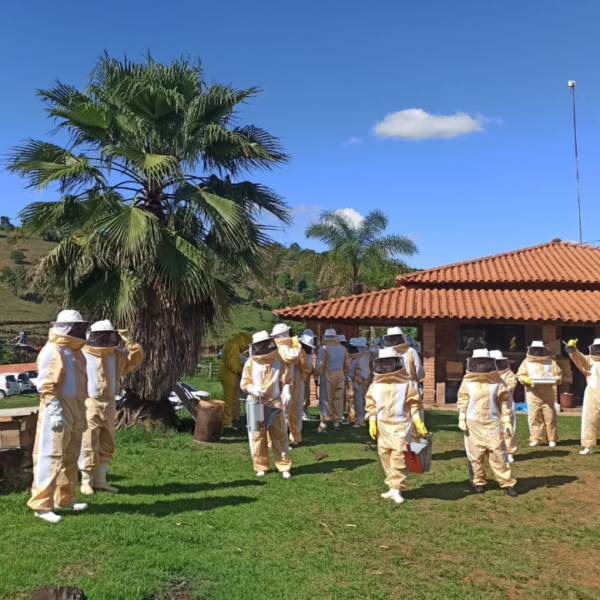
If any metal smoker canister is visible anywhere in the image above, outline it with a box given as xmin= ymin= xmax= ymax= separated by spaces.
xmin=404 ymin=435 xmax=433 ymax=474
xmin=247 ymin=398 xmax=282 ymax=432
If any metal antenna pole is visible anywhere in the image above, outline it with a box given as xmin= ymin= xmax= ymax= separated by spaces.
xmin=569 ymin=80 xmax=583 ymax=243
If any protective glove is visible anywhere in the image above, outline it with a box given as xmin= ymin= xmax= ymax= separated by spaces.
xmin=413 ymin=416 xmax=428 ymax=437
xmin=458 ymin=411 xmax=467 ymax=432
xmin=281 ymin=385 xmax=292 ymax=409
xmin=502 ymin=417 xmax=513 ymax=437
xmin=246 ymin=384 xmax=263 ymax=399
xmin=45 ymin=398 xmax=66 ymax=433
xmin=369 ymin=418 xmax=377 ymax=440
xmin=521 ymin=376 xmax=532 ymax=386
xmin=118 ymin=329 xmax=132 ymax=343
xmin=565 ymin=339 xmax=578 ymax=354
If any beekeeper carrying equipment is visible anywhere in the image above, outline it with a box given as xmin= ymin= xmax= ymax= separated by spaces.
xmin=348 ymin=337 xmax=370 ymax=427
xmin=315 ymin=328 xmax=350 ymax=432
xmin=516 ymin=341 xmax=562 ymax=447
xmin=566 ymin=338 xmax=600 ymax=455
xmin=490 ymin=350 xmax=518 ymax=462
xmin=79 ymin=321 xmax=144 ymax=495
xmin=241 ymin=331 xmax=293 ymax=478
xmin=218 ymin=332 xmax=252 ymax=429
xmin=299 ymin=333 xmax=316 ymax=422
xmin=28 ymin=310 xmax=90 ymax=523
xmin=366 ymin=348 xmax=425 ymax=504
xmin=458 ymin=349 xmax=517 ymax=497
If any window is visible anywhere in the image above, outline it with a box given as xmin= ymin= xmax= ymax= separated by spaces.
xmin=458 ymin=324 xmax=526 ymax=353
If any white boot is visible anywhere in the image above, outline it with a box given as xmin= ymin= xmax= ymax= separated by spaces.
xmin=282 ymin=472 xmax=292 ymax=480
xmin=57 ymin=502 xmax=89 ymax=511
xmin=507 ymin=454 xmax=515 ymax=464
xmin=80 ymin=471 xmax=95 ymax=496
xmin=380 ymin=489 xmax=394 ymax=499
xmin=94 ymin=463 xmax=118 ymax=493
xmin=529 ymin=441 xmax=539 ymax=447
xmin=390 ymin=489 xmax=405 ymax=504
xmin=256 ymin=471 xmax=266 ymax=477
xmin=34 ymin=511 xmax=62 ymax=523
xmin=548 ymin=441 xmax=557 ymax=448
xmin=580 ymin=447 xmax=593 ymax=455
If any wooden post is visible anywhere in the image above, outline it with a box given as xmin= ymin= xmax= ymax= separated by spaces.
xmin=422 ymin=323 xmax=436 ymax=405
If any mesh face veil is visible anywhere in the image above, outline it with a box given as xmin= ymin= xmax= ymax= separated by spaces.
xmin=251 ymin=339 xmax=276 ymax=356
xmin=87 ymin=330 xmax=121 ymax=348
xmin=496 ymin=359 xmax=510 ymax=371
xmin=373 ymin=356 xmax=403 ymax=375
xmin=528 ymin=346 xmax=549 ymax=358
xmin=590 ymin=344 xmax=600 ymax=356
xmin=382 ymin=334 xmax=406 ymax=348
xmin=54 ymin=322 xmax=88 ymax=340
xmin=300 ymin=342 xmax=314 ymax=355
xmin=467 ymin=357 xmax=497 ymax=373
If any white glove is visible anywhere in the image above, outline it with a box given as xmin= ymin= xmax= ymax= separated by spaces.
xmin=246 ymin=384 xmax=263 ymax=399
xmin=45 ymin=398 xmax=66 ymax=433
xmin=458 ymin=411 xmax=467 ymax=432
xmin=281 ymin=384 xmax=292 ymax=409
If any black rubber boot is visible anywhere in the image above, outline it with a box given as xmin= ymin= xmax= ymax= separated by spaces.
xmin=474 ymin=485 xmax=485 ymax=494
xmin=505 ymin=487 xmax=518 ymax=498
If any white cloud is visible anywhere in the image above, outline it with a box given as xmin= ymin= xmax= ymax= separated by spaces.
xmin=333 ymin=208 xmax=364 ymax=228
xmin=373 ymin=108 xmax=485 ymax=140
xmin=343 ymin=136 xmax=363 ymax=147
xmin=293 ymin=204 xmax=322 ymax=219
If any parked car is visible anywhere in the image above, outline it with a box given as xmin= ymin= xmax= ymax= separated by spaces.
xmin=7 ymin=373 xmax=37 ymax=394
xmin=26 ymin=370 xmax=39 ymax=389
xmin=0 ymin=375 xmax=21 ymax=398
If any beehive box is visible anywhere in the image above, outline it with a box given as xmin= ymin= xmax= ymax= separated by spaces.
xmin=0 ymin=412 xmax=38 ymax=450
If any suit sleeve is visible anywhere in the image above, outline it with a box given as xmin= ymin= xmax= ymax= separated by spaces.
xmin=516 ymin=360 xmax=529 ymax=384
xmin=240 ymin=359 xmax=253 ymax=392
xmin=551 ymin=360 xmax=563 ymax=386
xmin=406 ymin=383 xmax=422 ymax=419
xmin=504 ymin=370 xmax=518 ymax=394
xmin=365 ymin=384 xmax=377 ymax=420
xmin=498 ymin=384 xmax=512 ymax=420
xmin=457 ymin=380 xmax=469 ymax=414
xmin=411 ymin=349 xmax=424 ymax=383
xmin=117 ymin=342 xmax=144 ymax=377
xmin=348 ymin=358 xmax=357 ymax=381
xmin=280 ymin=361 xmax=293 ymax=387
xmin=223 ymin=342 xmax=244 ymax=375
xmin=298 ymin=351 xmax=312 ymax=380
xmin=568 ymin=349 xmax=590 ymax=378
xmin=36 ymin=345 xmax=64 ymax=406
xmin=314 ymin=346 xmax=327 ymax=376
xmin=343 ymin=349 xmax=351 ymax=375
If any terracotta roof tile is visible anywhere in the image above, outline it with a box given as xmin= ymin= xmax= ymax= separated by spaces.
xmin=275 ymin=287 xmax=600 ymax=324
xmin=0 ymin=363 xmax=37 ymax=375
xmin=398 ymin=241 xmax=600 ymax=285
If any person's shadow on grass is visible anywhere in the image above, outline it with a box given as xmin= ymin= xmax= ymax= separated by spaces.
xmin=117 ymin=479 xmax=264 ymax=496
xmin=518 ymin=450 xmax=570 ymax=461
xmin=293 ymin=458 xmax=375 ymax=476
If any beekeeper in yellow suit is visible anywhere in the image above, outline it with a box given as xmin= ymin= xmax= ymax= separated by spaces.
xmin=241 ymin=331 xmax=293 ymax=478
xmin=382 ymin=327 xmax=425 ymax=439
xmin=79 ymin=321 xmax=144 ymax=495
xmin=490 ymin=350 xmax=518 ymax=463
xmin=218 ymin=332 xmax=252 ymax=429
xmin=315 ymin=328 xmax=351 ymax=433
xmin=458 ymin=349 xmax=517 ymax=497
xmin=348 ymin=337 xmax=370 ymax=427
xmin=516 ymin=341 xmax=562 ymax=447
xmin=271 ymin=323 xmax=311 ymax=445
xmin=566 ymin=338 xmax=600 ymax=455
xmin=366 ymin=348 xmax=426 ymax=504
xmin=300 ymin=330 xmax=316 ymax=421
xmin=28 ymin=310 xmax=90 ymax=523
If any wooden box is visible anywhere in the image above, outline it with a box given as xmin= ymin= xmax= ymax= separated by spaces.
xmin=0 ymin=413 xmax=38 ymax=450
xmin=446 ymin=361 xmax=464 ymax=380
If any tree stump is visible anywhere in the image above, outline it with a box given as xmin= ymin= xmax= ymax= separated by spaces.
xmin=29 ymin=586 xmax=88 ymax=600
xmin=194 ymin=399 xmax=225 ymax=443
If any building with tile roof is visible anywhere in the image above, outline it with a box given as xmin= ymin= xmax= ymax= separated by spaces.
xmin=275 ymin=240 xmax=600 ymax=405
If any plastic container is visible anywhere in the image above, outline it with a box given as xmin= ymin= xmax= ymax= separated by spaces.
xmin=193 ymin=399 xmax=225 ymax=443
xmin=559 ymin=392 xmax=573 ymax=409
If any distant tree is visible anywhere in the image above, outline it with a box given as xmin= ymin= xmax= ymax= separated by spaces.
xmin=0 ymin=339 xmax=19 ymax=365
xmin=275 ymin=271 xmax=293 ymax=291
xmin=304 ymin=209 xmax=417 ymax=296
xmin=0 ymin=216 xmax=12 ymax=229
xmin=9 ymin=249 xmax=26 ymax=264
xmin=0 ymin=266 xmax=26 ymax=296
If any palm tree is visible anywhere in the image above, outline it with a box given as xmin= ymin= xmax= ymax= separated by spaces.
xmin=5 ymin=54 xmax=290 ymax=426
xmin=304 ymin=209 xmax=417 ymax=296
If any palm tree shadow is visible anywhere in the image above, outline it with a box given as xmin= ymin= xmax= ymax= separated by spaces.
xmin=293 ymin=458 xmax=375 ymax=476
xmin=431 ymin=449 xmax=466 ymax=461
xmin=89 ymin=495 xmax=256 ymax=517
xmin=118 ymin=479 xmax=264 ymax=495
xmin=518 ymin=450 xmax=570 ymax=461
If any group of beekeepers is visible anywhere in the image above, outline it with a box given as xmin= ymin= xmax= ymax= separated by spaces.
xmin=27 ymin=311 xmax=143 ymax=523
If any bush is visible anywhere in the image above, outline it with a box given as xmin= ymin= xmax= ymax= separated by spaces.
xmin=10 ymin=250 xmax=26 ymax=264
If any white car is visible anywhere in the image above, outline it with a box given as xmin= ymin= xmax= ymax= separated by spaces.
xmin=169 ymin=382 xmax=210 ymax=411
xmin=26 ymin=370 xmax=39 ymax=389
xmin=0 ymin=375 xmax=21 ymax=398
xmin=6 ymin=372 xmax=36 ymax=394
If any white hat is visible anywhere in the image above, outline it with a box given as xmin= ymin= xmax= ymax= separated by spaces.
xmin=302 ymin=328 xmax=314 ymax=337
xmin=324 ymin=328 xmax=337 ymax=338
xmin=355 ymin=336 xmax=368 ymax=347
xmin=271 ymin=323 xmax=290 ymax=337
xmin=530 ymin=341 xmax=546 ymax=348
xmin=90 ymin=319 xmax=115 ymax=332
xmin=252 ymin=331 xmax=271 ymax=345
xmin=592 ymin=339 xmax=600 ymax=346
xmin=337 ymin=334 xmax=347 ymax=343
xmin=489 ymin=350 xmax=507 ymax=360
xmin=349 ymin=337 xmax=358 ymax=346
xmin=472 ymin=349 xmax=491 ymax=358
xmin=385 ymin=327 xmax=404 ymax=337
xmin=54 ymin=310 xmax=85 ymax=324
xmin=298 ymin=333 xmax=315 ymax=348
xmin=379 ymin=348 xmax=400 ymax=359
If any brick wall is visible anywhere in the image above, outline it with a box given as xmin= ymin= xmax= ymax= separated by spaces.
xmin=422 ymin=323 xmax=436 ymax=404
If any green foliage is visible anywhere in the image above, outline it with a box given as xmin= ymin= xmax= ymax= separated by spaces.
xmin=0 ymin=338 xmax=18 ymax=365
xmin=0 ymin=216 xmax=13 ymax=230
xmin=0 ymin=265 xmax=26 ymax=296
xmin=6 ymin=54 xmax=290 ymax=402
xmin=9 ymin=249 xmax=26 ymax=264
xmin=305 ymin=209 xmax=417 ymax=296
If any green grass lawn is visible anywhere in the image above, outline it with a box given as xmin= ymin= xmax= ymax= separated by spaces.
xmin=0 ymin=394 xmax=40 ymax=410
xmin=1 ymin=382 xmax=600 ymax=600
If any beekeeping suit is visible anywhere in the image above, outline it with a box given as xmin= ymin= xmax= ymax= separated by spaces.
xmin=566 ymin=338 xmax=600 ymax=454
xmin=298 ymin=333 xmax=316 ymax=422
xmin=348 ymin=337 xmax=370 ymax=427
xmin=28 ymin=311 xmax=89 ymax=523
xmin=218 ymin=332 xmax=252 ymax=428
xmin=458 ymin=349 xmax=517 ymax=497
xmin=490 ymin=350 xmax=518 ymax=462
xmin=79 ymin=321 xmax=143 ymax=495
xmin=516 ymin=341 xmax=562 ymax=447
xmin=241 ymin=331 xmax=293 ymax=478
xmin=301 ymin=329 xmax=315 ymax=414
xmin=315 ymin=328 xmax=350 ymax=432
xmin=365 ymin=348 xmax=425 ymax=504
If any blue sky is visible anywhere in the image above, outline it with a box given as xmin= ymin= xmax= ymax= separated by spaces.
xmin=2 ymin=0 xmax=600 ymax=270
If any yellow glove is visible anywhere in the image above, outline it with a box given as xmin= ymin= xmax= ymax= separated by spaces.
xmin=291 ymin=336 xmax=300 ymax=348
xmin=521 ymin=376 xmax=532 ymax=386
xmin=567 ymin=338 xmax=578 ymax=347
xmin=413 ymin=417 xmax=428 ymax=437
xmin=458 ymin=412 xmax=467 ymax=432
xmin=118 ymin=329 xmax=132 ymax=343
xmin=369 ymin=419 xmax=377 ymax=440
xmin=502 ymin=417 xmax=513 ymax=437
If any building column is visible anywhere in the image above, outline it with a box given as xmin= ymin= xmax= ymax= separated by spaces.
xmin=542 ymin=323 xmax=559 ymax=357
xmin=422 ymin=323 xmax=436 ymax=405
